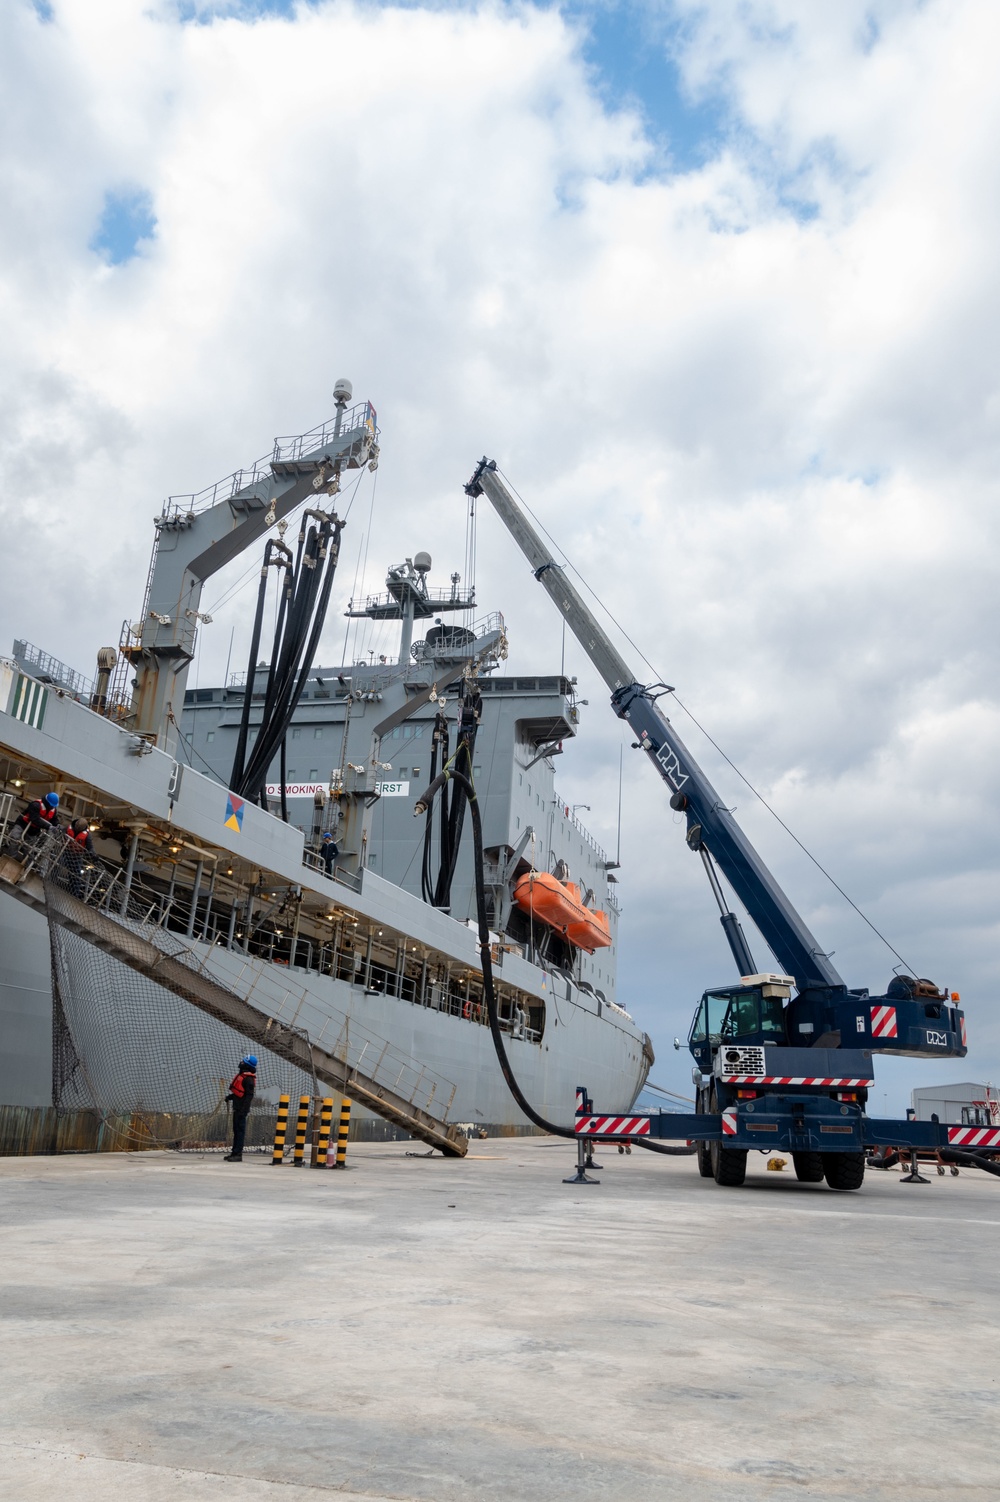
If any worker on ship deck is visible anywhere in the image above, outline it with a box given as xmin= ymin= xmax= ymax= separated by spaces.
xmin=224 ymin=1056 xmax=257 ymax=1162
xmin=61 ymin=818 xmax=95 ymax=898
xmin=320 ymin=832 xmax=339 ymax=877
xmin=11 ymin=791 xmax=60 ymax=844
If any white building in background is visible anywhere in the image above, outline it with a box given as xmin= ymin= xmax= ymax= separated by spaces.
xmin=911 ymin=1082 xmax=999 ymax=1127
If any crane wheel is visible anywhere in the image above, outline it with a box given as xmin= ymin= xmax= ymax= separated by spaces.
xmin=697 ymin=1139 xmax=713 ymax=1177
xmin=710 ymin=1140 xmax=747 ymax=1186
xmin=792 ymin=1151 xmax=824 ymax=1183
xmin=822 ymin=1151 xmax=866 ymax=1191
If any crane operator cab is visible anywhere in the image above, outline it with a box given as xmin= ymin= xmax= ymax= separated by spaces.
xmin=688 ymin=970 xmax=967 ymax=1073
xmin=688 ymin=974 xmax=791 ymax=1075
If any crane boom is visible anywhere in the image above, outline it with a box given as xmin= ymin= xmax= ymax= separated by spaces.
xmin=465 ymin=458 xmax=967 ymax=1170
xmin=466 ymin=458 xmax=844 ymax=996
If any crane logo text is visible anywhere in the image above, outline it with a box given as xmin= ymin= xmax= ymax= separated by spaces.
xmin=654 ymin=742 xmax=688 ymax=790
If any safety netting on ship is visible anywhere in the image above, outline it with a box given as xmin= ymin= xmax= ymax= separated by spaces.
xmin=49 ymin=923 xmax=315 ymax=1150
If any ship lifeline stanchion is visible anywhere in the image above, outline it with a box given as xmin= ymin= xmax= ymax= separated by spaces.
xmin=271 ymin=1093 xmax=290 ymax=1165
xmin=292 ymin=1094 xmax=311 ymax=1167
xmin=330 ymin=1097 xmax=351 ymax=1168
xmin=313 ymin=1097 xmax=334 ymax=1169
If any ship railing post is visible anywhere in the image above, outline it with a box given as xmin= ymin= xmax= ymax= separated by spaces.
xmin=185 ymin=858 xmax=203 ymax=937
xmin=101 ymin=870 xmax=124 ymax=915
xmin=288 ymin=989 xmax=307 ymax=1029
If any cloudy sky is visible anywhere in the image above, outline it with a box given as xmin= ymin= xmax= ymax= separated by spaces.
xmin=2 ymin=0 xmax=997 ymax=1110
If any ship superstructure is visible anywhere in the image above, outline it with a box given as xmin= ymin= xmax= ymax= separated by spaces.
xmin=180 ymin=558 xmax=621 ymax=1008
xmin=0 ymin=387 xmax=652 ymax=1134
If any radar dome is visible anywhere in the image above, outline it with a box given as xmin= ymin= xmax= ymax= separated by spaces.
xmin=333 ymin=378 xmax=353 ymax=403
xmin=413 ymin=551 xmax=432 ymax=574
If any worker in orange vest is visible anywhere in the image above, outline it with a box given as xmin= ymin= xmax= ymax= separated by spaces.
xmin=224 ymin=1056 xmax=257 ymax=1162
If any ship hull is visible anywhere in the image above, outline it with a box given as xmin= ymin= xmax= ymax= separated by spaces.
xmin=193 ymin=936 xmax=650 ymax=1126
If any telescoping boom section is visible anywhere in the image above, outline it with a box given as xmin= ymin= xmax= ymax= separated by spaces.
xmin=467 ymin=459 xmax=972 ymax=1190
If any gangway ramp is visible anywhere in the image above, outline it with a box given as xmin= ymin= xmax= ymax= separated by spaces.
xmin=0 ymin=850 xmax=467 ymax=1157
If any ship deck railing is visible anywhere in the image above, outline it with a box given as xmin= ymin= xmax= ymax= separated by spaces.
xmin=1 ymin=819 xmax=461 ymax=1125
xmin=159 ymin=400 xmax=378 ymax=519
xmin=301 ymin=847 xmax=363 ymax=893
xmin=1 ymin=810 xmax=538 ymax=1062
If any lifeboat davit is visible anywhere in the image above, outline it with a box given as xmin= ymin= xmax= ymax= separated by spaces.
xmin=513 ymin=872 xmax=612 ymax=953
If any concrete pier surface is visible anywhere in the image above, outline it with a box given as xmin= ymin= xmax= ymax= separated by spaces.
xmin=1 ymin=1140 xmax=997 ymax=1502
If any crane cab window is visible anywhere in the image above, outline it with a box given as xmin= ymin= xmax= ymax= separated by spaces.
xmin=721 ymin=989 xmax=785 ymax=1043
xmin=690 ymin=992 xmax=730 ymax=1047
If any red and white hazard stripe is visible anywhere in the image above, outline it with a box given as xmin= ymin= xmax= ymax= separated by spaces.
xmin=720 ymin=1076 xmax=870 ymax=1087
xmin=871 ymin=1004 xmax=898 ymax=1039
xmin=574 ymin=1115 xmax=650 ymax=1137
xmin=947 ymin=1126 xmax=1000 ymax=1149
xmin=721 ymin=1108 xmax=738 ymax=1137
xmin=960 ymin=1016 xmax=967 ymax=1049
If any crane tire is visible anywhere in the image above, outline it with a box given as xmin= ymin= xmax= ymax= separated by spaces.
xmin=792 ymin=1151 xmax=824 ymax=1183
xmin=697 ymin=1139 xmax=713 ymax=1177
xmin=822 ymin=1151 xmax=866 ymax=1191
xmin=710 ymin=1140 xmax=747 ymax=1186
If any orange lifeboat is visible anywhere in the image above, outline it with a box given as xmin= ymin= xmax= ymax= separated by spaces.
xmin=513 ymin=872 xmax=612 ymax=953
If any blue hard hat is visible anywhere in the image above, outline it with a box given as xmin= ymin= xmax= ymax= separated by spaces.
xmin=44 ymin=792 xmax=59 ymax=808
xmin=241 ymin=1055 xmax=258 ymax=1069
xmin=322 ymin=832 xmax=334 ymax=841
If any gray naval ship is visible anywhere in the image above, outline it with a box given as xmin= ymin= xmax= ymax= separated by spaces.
xmin=0 ymin=383 xmax=652 ymax=1137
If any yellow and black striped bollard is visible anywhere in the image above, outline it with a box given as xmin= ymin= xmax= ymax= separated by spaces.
xmin=314 ymin=1097 xmax=334 ymax=1169
xmin=292 ymin=1094 xmax=311 ymax=1167
xmin=271 ymin=1094 xmax=290 ymax=1165
xmin=334 ymin=1097 xmax=351 ymax=1169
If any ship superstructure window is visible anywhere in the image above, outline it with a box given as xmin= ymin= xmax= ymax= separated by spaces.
xmin=206 ymin=731 xmax=215 ymax=743
xmin=314 ymin=727 xmax=323 ymax=739
xmin=291 ymin=727 xmax=301 ymax=739
xmin=309 ymin=768 xmax=318 ymax=779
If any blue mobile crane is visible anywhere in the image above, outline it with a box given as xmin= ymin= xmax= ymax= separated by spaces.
xmin=465 ymin=459 xmax=981 ymax=1191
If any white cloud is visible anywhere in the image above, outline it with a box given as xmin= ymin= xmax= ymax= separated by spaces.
xmin=0 ymin=0 xmax=998 ymax=1107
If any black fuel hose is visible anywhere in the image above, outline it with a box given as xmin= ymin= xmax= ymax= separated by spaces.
xmin=416 ymin=767 xmax=575 ymax=1139
xmin=415 ymin=767 xmax=693 ymax=1155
